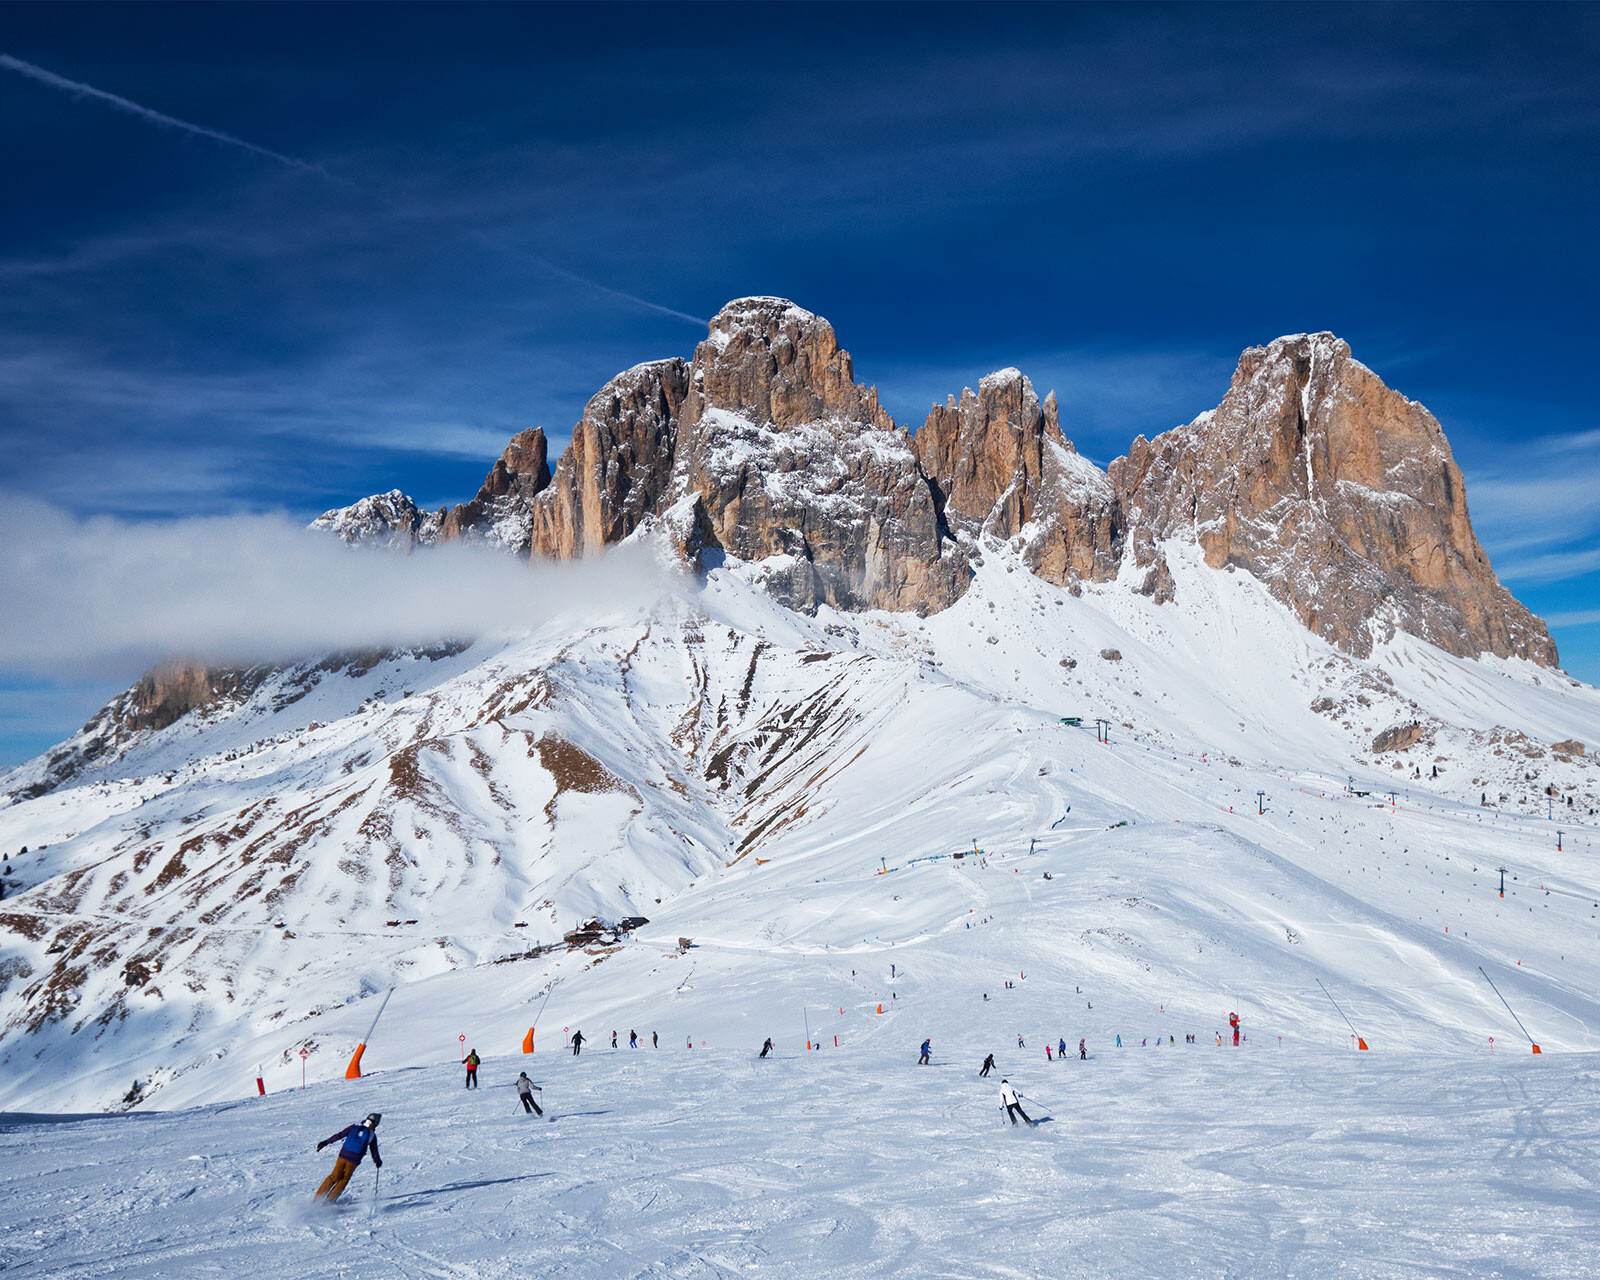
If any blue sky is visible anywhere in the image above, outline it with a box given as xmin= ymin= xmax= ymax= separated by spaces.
xmin=0 ymin=2 xmax=1596 ymax=765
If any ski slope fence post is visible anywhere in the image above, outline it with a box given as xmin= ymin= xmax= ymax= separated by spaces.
xmin=255 ymin=1066 xmax=265 ymax=1096
xmin=1478 ymin=966 xmax=1541 ymax=1053
xmin=344 ymin=987 xmax=394 ymax=1080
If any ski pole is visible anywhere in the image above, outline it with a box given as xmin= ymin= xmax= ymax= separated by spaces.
xmin=372 ymin=1165 xmax=379 ymax=1219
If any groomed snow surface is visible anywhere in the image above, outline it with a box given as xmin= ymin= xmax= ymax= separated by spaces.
xmin=2 ymin=539 xmax=1599 ymax=1276
xmin=4 ymin=1042 xmax=1595 ymax=1279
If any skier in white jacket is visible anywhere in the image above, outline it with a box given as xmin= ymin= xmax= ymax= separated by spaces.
xmin=999 ymin=1078 xmax=1034 ymax=1127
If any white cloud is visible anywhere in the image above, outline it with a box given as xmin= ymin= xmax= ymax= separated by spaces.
xmin=0 ymin=496 xmax=682 ymax=679
xmin=1462 ymin=428 xmax=1600 ymax=585
xmin=1544 ymin=609 xmax=1600 ymax=628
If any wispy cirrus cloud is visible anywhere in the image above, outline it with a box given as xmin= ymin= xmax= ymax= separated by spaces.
xmin=1544 ymin=609 xmax=1600 ymax=629
xmin=1464 ymin=428 xmax=1600 ymax=580
xmin=0 ymin=50 xmax=704 ymax=328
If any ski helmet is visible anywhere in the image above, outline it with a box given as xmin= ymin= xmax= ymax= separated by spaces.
xmin=365 ymin=1113 xmax=381 ymax=1127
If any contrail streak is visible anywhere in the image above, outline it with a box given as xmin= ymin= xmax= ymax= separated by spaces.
xmin=0 ymin=52 xmax=334 ymax=178
xmin=0 ymin=51 xmax=705 ymax=327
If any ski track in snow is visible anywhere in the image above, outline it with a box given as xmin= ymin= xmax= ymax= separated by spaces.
xmin=1 ymin=539 xmax=1598 ymax=1275
xmin=2 ymin=1050 xmax=1598 ymax=1278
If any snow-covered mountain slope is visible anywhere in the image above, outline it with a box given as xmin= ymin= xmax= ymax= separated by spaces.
xmin=2 ymin=534 xmax=1596 ymax=1121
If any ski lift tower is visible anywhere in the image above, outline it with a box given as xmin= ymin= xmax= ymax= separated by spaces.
xmin=1094 ymin=718 xmax=1111 ymax=744
xmin=1256 ymin=790 xmax=1267 ymax=815
xmin=1498 ymin=866 xmax=1507 ymax=898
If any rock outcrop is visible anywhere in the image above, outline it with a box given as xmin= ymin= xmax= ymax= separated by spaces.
xmin=310 ymin=307 xmax=1555 ymax=669
xmin=526 ymin=360 xmax=689 ymax=559
xmin=670 ymin=298 xmax=966 ymax=614
xmin=915 ymin=368 xmax=1121 ymax=585
xmin=436 ymin=428 xmax=552 ymax=551
xmin=1371 ymin=721 xmax=1425 ymax=754
xmin=1110 ymin=333 xmax=1558 ymax=664
xmin=310 ymin=490 xmax=436 ymax=550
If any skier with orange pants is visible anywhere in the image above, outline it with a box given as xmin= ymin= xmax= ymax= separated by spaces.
xmin=313 ymin=1113 xmax=382 ymax=1202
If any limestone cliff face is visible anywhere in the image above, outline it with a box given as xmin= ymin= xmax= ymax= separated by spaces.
xmin=1109 ymin=333 xmax=1557 ymax=662
xmin=118 ymin=661 xmax=257 ymax=733
xmin=915 ymin=368 xmax=1122 ymax=586
xmin=309 ymin=306 xmax=1555 ymax=668
xmin=670 ymin=298 xmax=966 ymax=614
xmin=526 ymin=359 xmax=689 ymax=559
xmin=436 ymin=428 xmax=552 ymax=551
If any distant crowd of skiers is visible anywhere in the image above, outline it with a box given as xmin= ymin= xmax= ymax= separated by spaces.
xmin=312 ymin=1001 xmax=1250 ymax=1199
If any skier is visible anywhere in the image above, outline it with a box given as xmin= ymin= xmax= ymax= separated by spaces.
xmin=611 ymin=1031 xmax=618 ymax=1049
xmin=313 ymin=1113 xmax=382 ymax=1203
xmin=760 ymin=1037 xmax=774 ymax=1059
xmin=979 ymin=1053 xmax=996 ymax=1077
xmin=1058 ymin=1037 xmax=1067 ymax=1059
xmin=464 ymin=1048 xmax=480 ymax=1089
xmin=571 ymin=1030 xmax=584 ymax=1057
xmin=515 ymin=1071 xmax=543 ymax=1116
xmin=1116 ymin=1034 xmax=1122 ymax=1048
xmin=1079 ymin=1038 xmax=1086 ymax=1061
xmin=1045 ymin=1043 xmax=1052 ymax=1062
xmin=629 ymin=1030 xmax=638 ymax=1049
xmin=919 ymin=1038 xmax=932 ymax=1065
xmin=999 ymin=1079 xmax=1034 ymax=1127
xmin=652 ymin=1031 xmax=658 ymax=1048
xmin=1017 ymin=1033 xmax=1025 ymax=1049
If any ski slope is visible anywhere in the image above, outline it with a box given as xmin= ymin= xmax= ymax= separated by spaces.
xmin=2 ymin=533 xmax=1599 ymax=1275
xmin=2 ymin=1041 xmax=1596 ymax=1278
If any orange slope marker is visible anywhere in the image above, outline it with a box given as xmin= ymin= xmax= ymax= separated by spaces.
xmin=344 ymin=987 xmax=394 ymax=1080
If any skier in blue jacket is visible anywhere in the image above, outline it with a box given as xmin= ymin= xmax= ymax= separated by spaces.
xmin=314 ymin=1113 xmax=382 ymax=1202
xmin=918 ymin=1039 xmax=932 ymax=1065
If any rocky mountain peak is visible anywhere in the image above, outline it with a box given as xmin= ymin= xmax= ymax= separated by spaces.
xmin=305 ymin=302 xmax=1554 ymax=668
xmin=310 ymin=490 xmax=429 ymax=549
xmin=526 ymin=359 xmax=689 ymax=559
xmin=671 ymin=299 xmax=964 ymax=615
xmin=436 ymin=427 xmax=552 ymax=550
xmin=686 ymin=296 xmax=891 ymax=433
xmin=913 ymin=369 xmax=1122 ymax=588
xmin=1110 ymin=333 xmax=1558 ymax=663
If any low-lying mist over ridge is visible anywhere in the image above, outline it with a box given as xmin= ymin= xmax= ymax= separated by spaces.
xmin=0 ymin=494 xmax=680 ymax=679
